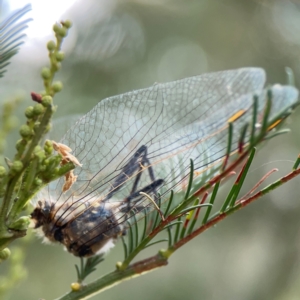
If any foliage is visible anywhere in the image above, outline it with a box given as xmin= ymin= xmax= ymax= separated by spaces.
xmin=0 ymin=5 xmax=73 ymax=298
xmin=57 ymin=93 xmax=300 ymax=299
xmin=0 ymin=4 xmax=32 ymax=78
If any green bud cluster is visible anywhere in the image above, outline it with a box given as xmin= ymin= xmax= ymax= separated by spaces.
xmin=58 ymin=27 xmax=67 ymax=37
xmin=47 ymin=40 xmax=56 ymax=51
xmin=15 ymin=139 xmax=26 ymax=152
xmin=33 ymin=103 xmax=45 ymax=116
xmin=19 ymin=125 xmax=32 ymax=138
xmin=52 ymin=62 xmax=61 ymax=72
xmin=61 ymin=20 xmax=72 ymax=29
xmin=53 ymin=20 xmax=72 ymax=38
xmin=19 ymin=101 xmax=42 ymax=157
xmin=33 ymin=146 xmax=46 ymax=162
xmin=44 ymin=155 xmax=61 ymax=168
xmin=25 ymin=106 xmax=34 ymax=119
xmin=33 ymin=122 xmax=41 ymax=133
xmin=0 ymin=20 xmax=73 ymax=250
xmin=52 ymin=81 xmax=63 ymax=92
xmin=9 ymin=216 xmax=30 ymax=231
xmin=41 ymin=95 xmax=52 ymax=107
xmin=55 ymin=51 xmax=65 ymax=62
xmin=52 ymin=23 xmax=60 ymax=34
xmin=41 ymin=21 xmax=71 ymax=97
xmin=0 ymin=248 xmax=11 ymax=261
xmin=10 ymin=160 xmax=23 ymax=174
xmin=34 ymin=178 xmax=43 ymax=187
xmin=33 ymin=145 xmax=42 ymax=153
xmin=37 ymin=153 xmax=68 ymax=182
xmin=44 ymin=140 xmax=53 ymax=155
xmin=41 ymin=67 xmax=51 ymax=79
xmin=0 ymin=20 xmax=75 ymax=266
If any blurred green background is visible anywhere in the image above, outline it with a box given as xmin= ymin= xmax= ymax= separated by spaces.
xmin=1 ymin=0 xmax=300 ymax=299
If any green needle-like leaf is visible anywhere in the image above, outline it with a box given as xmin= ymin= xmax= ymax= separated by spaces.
xmin=228 ymin=148 xmax=256 ymax=208
xmin=250 ymin=95 xmax=258 ymax=147
xmin=293 ymin=155 xmax=300 ymax=170
xmin=184 ymin=159 xmax=194 ymax=200
xmin=202 ymin=181 xmax=220 ymax=224
xmin=144 ymin=239 xmax=168 ymax=249
xmin=0 ymin=4 xmax=32 ymax=78
xmin=121 ymin=235 xmax=128 ymax=259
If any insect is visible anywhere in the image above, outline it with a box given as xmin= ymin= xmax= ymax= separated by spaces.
xmin=30 ymin=68 xmax=299 ymax=257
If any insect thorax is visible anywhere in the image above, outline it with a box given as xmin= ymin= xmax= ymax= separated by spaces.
xmin=31 ymin=200 xmax=125 ymax=257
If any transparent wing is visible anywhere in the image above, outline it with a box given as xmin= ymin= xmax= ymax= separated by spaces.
xmin=42 ymin=68 xmax=298 ymax=218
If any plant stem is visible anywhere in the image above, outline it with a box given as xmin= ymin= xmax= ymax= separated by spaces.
xmin=56 ymin=254 xmax=168 ymax=300
xmin=7 ymin=105 xmax=53 ymax=224
xmin=170 ymin=166 xmax=300 ymax=252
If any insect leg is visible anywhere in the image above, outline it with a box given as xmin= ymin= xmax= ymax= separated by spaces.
xmin=104 ymin=145 xmax=157 ymax=201
xmin=121 ymin=179 xmax=164 ymax=213
xmin=129 ymin=145 xmax=156 ymax=195
xmin=122 ymin=146 xmax=161 ymax=214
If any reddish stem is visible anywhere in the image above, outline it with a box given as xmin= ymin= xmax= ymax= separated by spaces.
xmin=171 ymin=166 xmax=300 ymax=252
